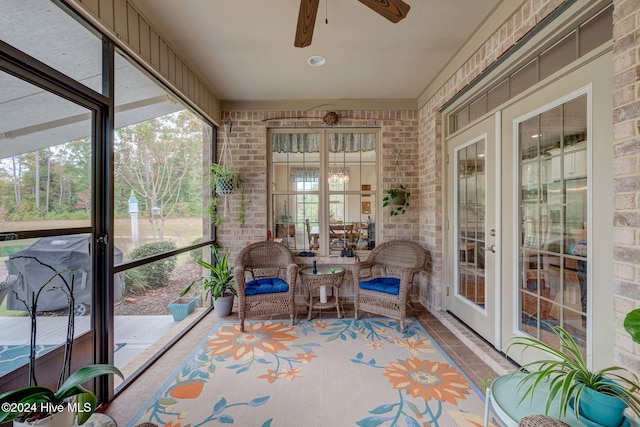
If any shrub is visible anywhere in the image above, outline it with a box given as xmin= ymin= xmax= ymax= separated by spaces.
xmin=189 ymin=237 xmax=204 ymax=264
xmin=124 ymin=241 xmax=177 ymax=294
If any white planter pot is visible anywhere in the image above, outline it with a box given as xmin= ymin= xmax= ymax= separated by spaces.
xmin=213 ymin=294 xmax=234 ymax=317
xmin=13 ymin=409 xmax=75 ymax=427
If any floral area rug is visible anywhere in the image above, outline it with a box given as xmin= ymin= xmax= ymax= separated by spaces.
xmin=0 ymin=344 xmax=55 ymax=375
xmin=126 ymin=318 xmax=503 ymax=427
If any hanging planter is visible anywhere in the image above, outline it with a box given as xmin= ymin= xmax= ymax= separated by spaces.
xmin=383 ymin=185 xmax=411 ymax=215
xmin=390 ymin=188 xmax=407 ymax=205
xmin=215 ymin=176 xmax=236 ymax=195
xmin=211 ymin=122 xmax=241 ymax=197
xmin=208 ymin=121 xmax=246 ymax=224
xmin=211 ymin=164 xmax=241 ymax=195
xmin=383 ymin=151 xmax=410 ymax=216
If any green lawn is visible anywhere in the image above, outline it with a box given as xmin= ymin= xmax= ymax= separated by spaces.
xmin=0 ymin=298 xmax=27 ymax=317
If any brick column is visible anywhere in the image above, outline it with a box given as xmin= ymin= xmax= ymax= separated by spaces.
xmin=612 ymin=0 xmax=640 ymax=370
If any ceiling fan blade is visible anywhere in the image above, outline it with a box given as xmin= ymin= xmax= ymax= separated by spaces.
xmin=294 ymin=0 xmax=320 ymax=48
xmin=358 ymin=0 xmax=410 ymax=23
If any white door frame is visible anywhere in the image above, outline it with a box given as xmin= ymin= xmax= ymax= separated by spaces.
xmin=445 ymin=112 xmax=501 ymax=347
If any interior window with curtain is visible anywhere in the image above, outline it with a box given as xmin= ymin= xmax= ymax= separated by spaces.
xmin=270 ymin=129 xmax=377 ymax=256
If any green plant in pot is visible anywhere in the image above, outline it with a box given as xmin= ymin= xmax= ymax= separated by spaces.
xmin=506 ymin=323 xmax=640 ymax=426
xmin=382 ymin=185 xmax=410 ymax=216
xmin=209 ymin=164 xmax=245 ymax=225
xmin=181 ymin=244 xmax=237 ymax=317
xmin=0 ymin=256 xmax=124 ymax=426
xmin=1 ymin=365 xmax=124 ymax=426
xmin=210 ymin=163 xmax=242 ymax=196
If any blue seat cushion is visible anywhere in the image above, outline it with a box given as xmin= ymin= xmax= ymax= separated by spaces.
xmin=245 ymin=277 xmax=289 ymax=296
xmin=359 ymin=277 xmax=401 ymax=295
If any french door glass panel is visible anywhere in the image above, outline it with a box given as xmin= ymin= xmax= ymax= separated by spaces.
xmin=457 ymin=140 xmax=486 ymax=307
xmin=517 ymin=95 xmax=588 ymax=354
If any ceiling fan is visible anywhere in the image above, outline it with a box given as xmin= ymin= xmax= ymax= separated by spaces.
xmin=294 ymin=0 xmax=410 ymax=48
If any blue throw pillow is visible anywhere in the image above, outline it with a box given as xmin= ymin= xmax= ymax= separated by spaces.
xmin=360 ymin=277 xmax=400 ymax=295
xmin=245 ymin=277 xmax=289 ymax=296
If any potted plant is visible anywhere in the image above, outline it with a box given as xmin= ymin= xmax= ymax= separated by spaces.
xmin=280 ymin=200 xmax=293 ymax=224
xmin=382 ymin=184 xmax=410 ymax=216
xmin=506 ymin=323 xmax=640 ymax=426
xmin=0 ymin=256 xmax=123 ymax=426
xmin=210 ymin=163 xmax=242 ymax=196
xmin=1 ymin=364 xmax=124 ymax=426
xmin=208 ymin=164 xmax=245 ymax=226
xmin=181 ymin=244 xmax=237 ymax=318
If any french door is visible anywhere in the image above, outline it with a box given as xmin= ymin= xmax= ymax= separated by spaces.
xmin=446 ymin=113 xmax=499 ymax=346
xmin=499 ymin=51 xmax=613 ymax=368
xmin=445 ymin=52 xmax=613 ymax=368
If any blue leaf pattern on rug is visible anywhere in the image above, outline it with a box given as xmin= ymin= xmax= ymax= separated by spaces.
xmin=127 ymin=318 xmax=504 ymax=427
xmin=0 ymin=344 xmax=55 ymax=375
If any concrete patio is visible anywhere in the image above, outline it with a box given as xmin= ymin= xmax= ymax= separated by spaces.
xmin=0 ymin=310 xmax=204 ymax=387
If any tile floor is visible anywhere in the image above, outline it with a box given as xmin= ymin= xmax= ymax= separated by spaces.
xmin=103 ymin=302 xmax=516 ymax=426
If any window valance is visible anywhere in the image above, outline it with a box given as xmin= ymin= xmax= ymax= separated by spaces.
xmin=289 ymin=167 xmax=319 ymax=182
xmin=272 ymin=133 xmax=375 ymax=153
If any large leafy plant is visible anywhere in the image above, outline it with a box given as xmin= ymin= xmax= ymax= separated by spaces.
xmin=181 ymin=244 xmax=237 ymax=301
xmin=0 ymin=256 xmax=123 ymax=424
xmin=506 ymin=323 xmax=640 ymax=419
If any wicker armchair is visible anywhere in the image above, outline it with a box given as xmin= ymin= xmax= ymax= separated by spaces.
xmin=353 ymin=240 xmax=426 ymax=331
xmin=519 ymin=415 xmax=570 ymax=426
xmin=234 ymin=240 xmax=299 ymax=332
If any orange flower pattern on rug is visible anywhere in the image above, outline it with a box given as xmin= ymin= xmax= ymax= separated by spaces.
xmin=203 ymin=321 xmax=317 ymax=380
xmin=384 ymin=358 xmax=471 ymax=404
xmin=127 ymin=318 xmax=502 ymax=427
xmin=205 ymin=321 xmax=296 ymax=360
xmin=167 ymin=380 xmax=204 ymax=399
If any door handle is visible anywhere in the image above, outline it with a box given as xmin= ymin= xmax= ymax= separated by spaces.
xmin=488 ymin=245 xmax=496 ymax=253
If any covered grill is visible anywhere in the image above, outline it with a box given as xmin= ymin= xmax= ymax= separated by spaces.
xmin=5 ymin=235 xmax=123 ymax=313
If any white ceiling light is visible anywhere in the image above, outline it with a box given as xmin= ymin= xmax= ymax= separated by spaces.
xmin=308 ymin=55 xmax=326 ymax=67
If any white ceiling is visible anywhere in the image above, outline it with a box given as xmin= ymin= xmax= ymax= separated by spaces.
xmin=128 ymin=0 xmax=506 ymax=103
